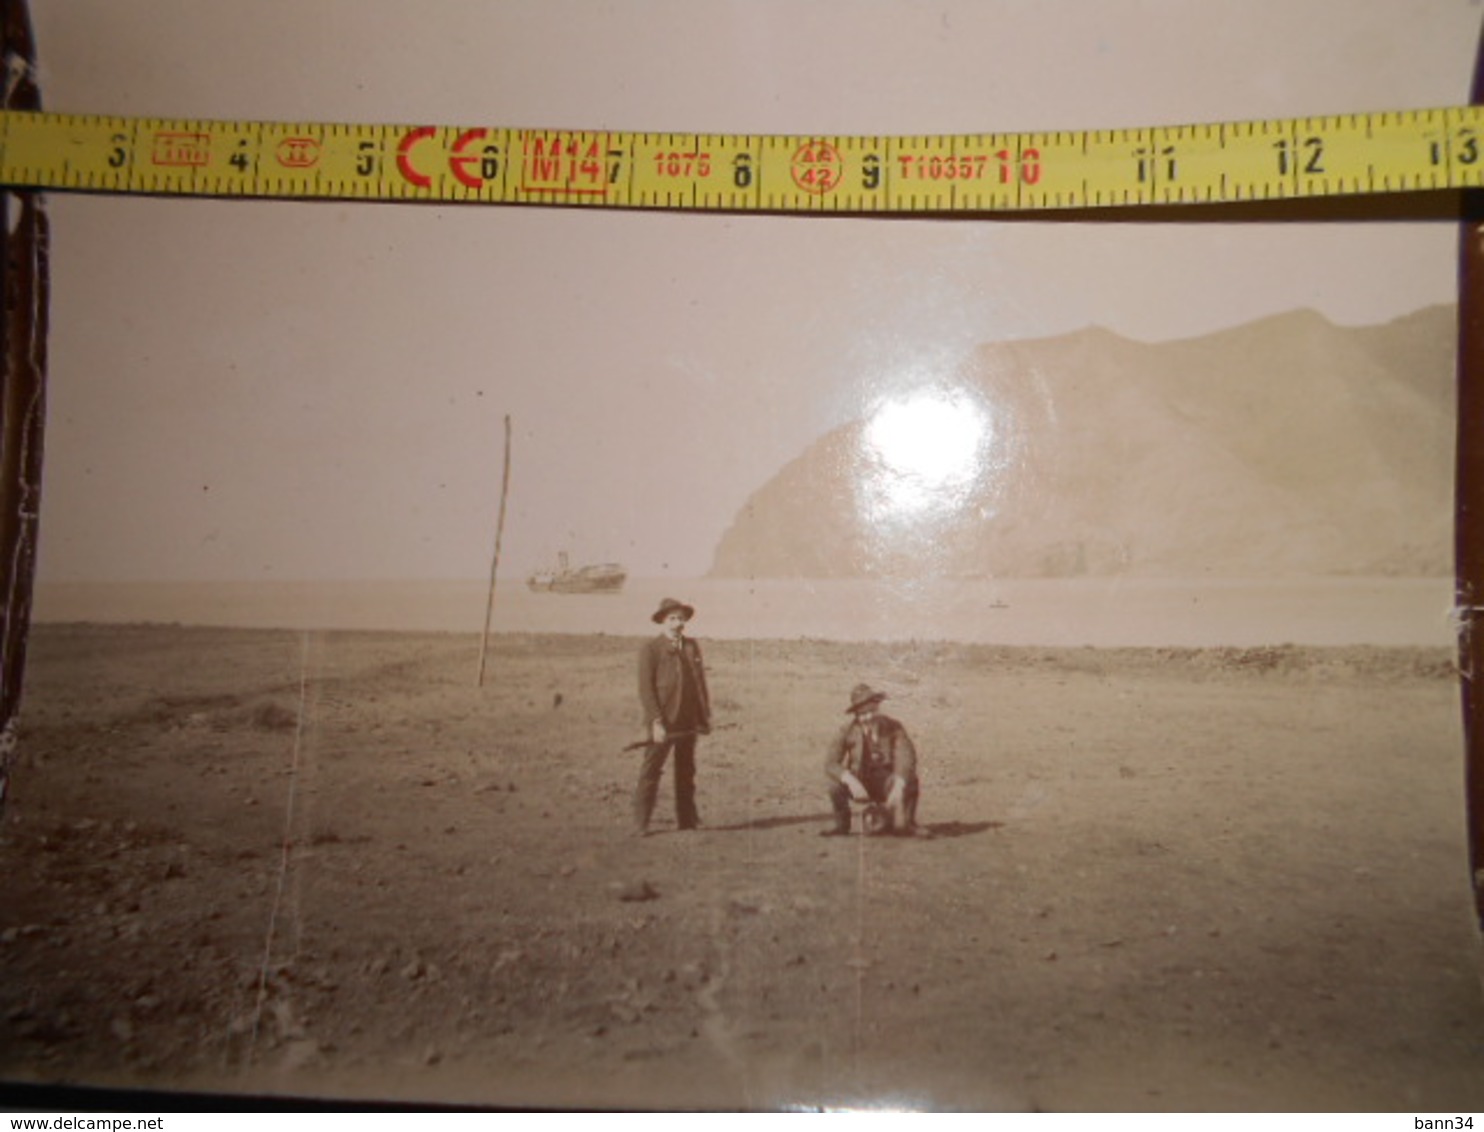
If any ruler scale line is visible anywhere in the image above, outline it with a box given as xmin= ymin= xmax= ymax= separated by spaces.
xmin=1 ymin=106 xmax=1483 ymax=213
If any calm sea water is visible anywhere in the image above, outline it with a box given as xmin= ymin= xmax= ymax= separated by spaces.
xmin=31 ymin=576 xmax=1456 ymax=648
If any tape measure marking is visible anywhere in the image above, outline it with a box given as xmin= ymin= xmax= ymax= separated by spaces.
xmin=3 ymin=107 xmax=1484 ymax=212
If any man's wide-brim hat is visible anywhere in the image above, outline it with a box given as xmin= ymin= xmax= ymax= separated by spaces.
xmin=847 ymin=683 xmax=887 ymax=713
xmin=651 ymin=597 xmax=695 ymax=624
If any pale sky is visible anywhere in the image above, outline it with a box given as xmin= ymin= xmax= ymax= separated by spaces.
xmin=27 ymin=0 xmax=1481 ymax=582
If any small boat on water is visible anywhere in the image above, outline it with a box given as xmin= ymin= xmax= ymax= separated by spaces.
xmin=527 ymin=552 xmax=627 ymax=594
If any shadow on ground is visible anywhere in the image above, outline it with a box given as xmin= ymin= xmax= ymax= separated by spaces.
xmin=707 ymin=813 xmax=1002 ymax=839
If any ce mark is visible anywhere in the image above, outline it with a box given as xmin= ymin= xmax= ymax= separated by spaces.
xmin=356 ymin=127 xmax=502 ymax=189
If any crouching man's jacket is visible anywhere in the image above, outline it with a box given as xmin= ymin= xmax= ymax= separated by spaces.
xmin=825 ymin=714 xmax=917 ymax=784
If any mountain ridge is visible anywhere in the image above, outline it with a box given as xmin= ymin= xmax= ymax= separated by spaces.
xmin=709 ymin=304 xmax=1456 ymax=580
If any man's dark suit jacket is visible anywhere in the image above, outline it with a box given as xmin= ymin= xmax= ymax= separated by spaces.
xmin=637 ymin=634 xmax=712 ymax=733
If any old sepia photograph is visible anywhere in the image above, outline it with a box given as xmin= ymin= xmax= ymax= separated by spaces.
xmin=3 ymin=0 xmax=1484 ymax=1112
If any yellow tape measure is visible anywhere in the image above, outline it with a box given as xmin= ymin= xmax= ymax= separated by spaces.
xmin=3 ymin=106 xmax=1484 ymax=212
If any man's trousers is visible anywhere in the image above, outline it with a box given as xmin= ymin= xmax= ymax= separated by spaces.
xmin=634 ymin=734 xmax=700 ymax=832
xmin=827 ymin=771 xmax=918 ymax=834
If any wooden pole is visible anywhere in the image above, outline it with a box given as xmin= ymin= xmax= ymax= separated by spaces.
xmin=476 ymin=414 xmax=513 ymax=687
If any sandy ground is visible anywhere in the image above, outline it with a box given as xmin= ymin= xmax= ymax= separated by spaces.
xmin=1 ymin=624 xmax=1482 ymax=1112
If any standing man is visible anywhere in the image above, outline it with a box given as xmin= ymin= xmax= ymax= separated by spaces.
xmin=823 ymin=683 xmax=929 ymax=837
xmin=634 ymin=597 xmax=711 ymax=835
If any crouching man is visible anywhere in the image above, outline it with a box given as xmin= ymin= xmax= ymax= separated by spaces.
xmin=822 ymin=683 xmax=930 ymax=838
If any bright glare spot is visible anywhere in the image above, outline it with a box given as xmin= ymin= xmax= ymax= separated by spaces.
xmin=866 ymin=394 xmax=984 ymax=485
xmin=862 ymin=390 xmax=990 ymax=518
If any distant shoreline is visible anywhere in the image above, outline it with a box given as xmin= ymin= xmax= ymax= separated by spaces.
xmin=23 ymin=622 xmax=1456 ymax=687
xmin=29 ymin=575 xmax=1455 ymax=648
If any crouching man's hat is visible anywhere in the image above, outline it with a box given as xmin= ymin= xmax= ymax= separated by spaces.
xmin=651 ymin=597 xmax=695 ymax=624
xmin=846 ymin=683 xmax=887 ymax=714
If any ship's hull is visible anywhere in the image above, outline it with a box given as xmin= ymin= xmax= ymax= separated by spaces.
xmin=527 ymin=563 xmax=627 ymax=594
